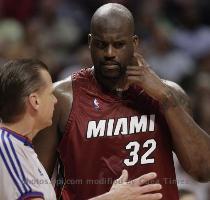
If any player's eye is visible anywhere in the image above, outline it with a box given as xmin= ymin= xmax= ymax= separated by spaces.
xmin=94 ymin=40 xmax=107 ymax=49
xmin=114 ymin=42 xmax=125 ymax=49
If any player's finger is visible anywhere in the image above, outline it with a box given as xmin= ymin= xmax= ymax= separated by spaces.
xmin=126 ymin=70 xmax=142 ymax=76
xmin=139 ymin=193 xmax=162 ymax=200
xmin=127 ymin=75 xmax=144 ymax=83
xmin=127 ymin=66 xmax=156 ymax=77
xmin=133 ymin=52 xmax=144 ymax=67
xmin=128 ymin=172 xmax=157 ymax=186
xmin=134 ymin=53 xmax=149 ymax=68
xmin=130 ymin=54 xmax=139 ymax=66
xmin=126 ymin=65 xmax=150 ymax=72
xmin=127 ymin=65 xmax=143 ymax=70
xmin=139 ymin=183 xmax=162 ymax=194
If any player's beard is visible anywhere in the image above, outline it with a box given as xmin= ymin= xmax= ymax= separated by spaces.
xmin=94 ymin=64 xmax=127 ymax=91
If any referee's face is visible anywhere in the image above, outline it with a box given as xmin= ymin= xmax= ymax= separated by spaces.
xmin=35 ymin=70 xmax=57 ymax=129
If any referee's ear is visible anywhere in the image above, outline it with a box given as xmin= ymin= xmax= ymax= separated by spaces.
xmin=28 ymin=93 xmax=40 ymax=111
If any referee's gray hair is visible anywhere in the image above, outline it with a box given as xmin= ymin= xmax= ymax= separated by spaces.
xmin=0 ymin=59 xmax=49 ymax=123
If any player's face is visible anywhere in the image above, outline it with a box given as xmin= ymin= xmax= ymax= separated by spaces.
xmin=36 ymin=70 xmax=57 ymax=128
xmin=89 ymin=22 xmax=138 ymax=88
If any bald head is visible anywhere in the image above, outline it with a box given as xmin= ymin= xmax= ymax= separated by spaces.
xmin=91 ymin=3 xmax=135 ymax=35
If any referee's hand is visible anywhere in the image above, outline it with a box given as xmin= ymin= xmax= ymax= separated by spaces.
xmin=109 ymin=170 xmax=162 ymax=200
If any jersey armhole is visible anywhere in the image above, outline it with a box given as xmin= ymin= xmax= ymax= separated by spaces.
xmin=63 ymin=73 xmax=78 ymax=137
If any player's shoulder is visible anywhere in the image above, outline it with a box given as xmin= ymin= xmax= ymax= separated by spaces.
xmin=53 ymin=67 xmax=92 ymax=99
xmin=52 ymin=76 xmax=73 ymax=131
xmin=162 ymin=79 xmax=186 ymax=95
xmin=53 ymin=76 xmax=73 ymax=104
xmin=162 ymin=79 xmax=192 ymax=114
xmin=53 ymin=76 xmax=73 ymax=100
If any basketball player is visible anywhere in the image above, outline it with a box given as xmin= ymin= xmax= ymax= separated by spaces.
xmin=0 ymin=59 xmax=162 ymax=200
xmin=34 ymin=3 xmax=210 ymax=200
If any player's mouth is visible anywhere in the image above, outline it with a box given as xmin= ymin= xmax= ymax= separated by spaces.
xmin=102 ymin=64 xmax=120 ymax=70
xmin=101 ymin=63 xmax=121 ymax=77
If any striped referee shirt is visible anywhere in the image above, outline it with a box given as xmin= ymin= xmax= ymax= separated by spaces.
xmin=0 ymin=127 xmax=56 ymax=200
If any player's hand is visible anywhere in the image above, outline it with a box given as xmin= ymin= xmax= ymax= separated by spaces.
xmin=109 ymin=170 xmax=162 ymax=200
xmin=122 ymin=53 xmax=169 ymax=102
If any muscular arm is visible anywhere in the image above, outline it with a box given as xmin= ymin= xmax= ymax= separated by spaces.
xmin=160 ymin=80 xmax=210 ymax=182
xmin=33 ymin=77 xmax=73 ymax=176
xmin=128 ymin=53 xmax=210 ymax=182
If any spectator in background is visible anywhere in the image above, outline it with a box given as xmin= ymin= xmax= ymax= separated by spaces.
xmin=26 ymin=0 xmax=84 ymax=80
xmin=0 ymin=0 xmax=36 ymax=23
xmin=193 ymin=51 xmax=210 ymax=133
xmin=169 ymin=0 xmax=210 ymax=59
xmin=0 ymin=19 xmax=25 ymax=64
xmin=143 ymin=25 xmax=195 ymax=83
xmin=57 ymin=45 xmax=92 ymax=80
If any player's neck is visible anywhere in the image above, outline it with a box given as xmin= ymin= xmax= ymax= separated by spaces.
xmin=94 ymin=73 xmax=126 ymax=93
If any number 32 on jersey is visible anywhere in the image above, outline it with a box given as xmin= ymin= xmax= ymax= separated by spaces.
xmin=124 ymin=139 xmax=156 ymax=166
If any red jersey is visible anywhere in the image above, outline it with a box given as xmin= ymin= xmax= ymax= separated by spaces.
xmin=57 ymin=68 xmax=179 ymax=200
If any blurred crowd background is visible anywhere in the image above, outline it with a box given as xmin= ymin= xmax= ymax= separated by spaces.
xmin=0 ymin=0 xmax=210 ymax=199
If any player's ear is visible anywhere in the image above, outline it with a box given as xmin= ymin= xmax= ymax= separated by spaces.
xmin=28 ymin=93 xmax=40 ymax=110
xmin=88 ymin=34 xmax=92 ymax=48
xmin=132 ymin=35 xmax=139 ymax=51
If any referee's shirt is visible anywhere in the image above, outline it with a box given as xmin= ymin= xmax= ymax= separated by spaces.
xmin=0 ymin=127 xmax=56 ymax=200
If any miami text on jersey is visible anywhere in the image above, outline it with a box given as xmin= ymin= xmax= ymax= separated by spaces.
xmin=86 ymin=114 xmax=155 ymax=139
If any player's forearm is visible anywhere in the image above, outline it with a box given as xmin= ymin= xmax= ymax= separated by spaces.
xmin=160 ymin=90 xmax=210 ymax=182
